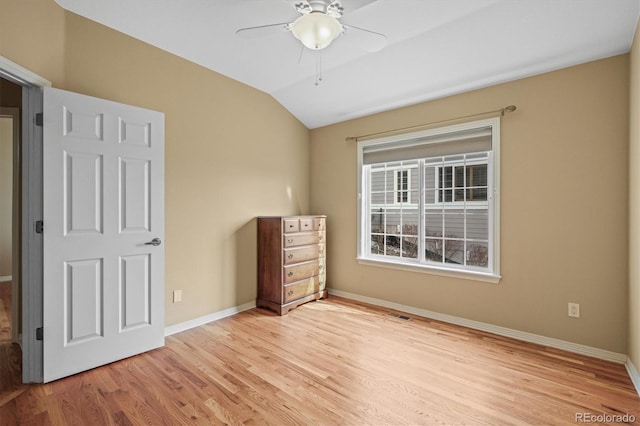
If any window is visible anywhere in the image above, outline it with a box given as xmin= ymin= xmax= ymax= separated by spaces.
xmin=437 ymin=163 xmax=487 ymax=203
xmin=395 ymin=169 xmax=410 ymax=203
xmin=357 ymin=118 xmax=500 ymax=282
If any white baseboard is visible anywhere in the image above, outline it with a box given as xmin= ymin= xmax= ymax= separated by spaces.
xmin=164 ymin=300 xmax=256 ymax=337
xmin=0 ymin=275 xmax=12 ymax=283
xmin=626 ymin=359 xmax=640 ymax=395
xmin=329 ymin=289 xmax=628 ymax=364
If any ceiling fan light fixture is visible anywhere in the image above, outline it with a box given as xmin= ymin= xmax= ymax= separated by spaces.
xmin=291 ymin=11 xmax=343 ymax=50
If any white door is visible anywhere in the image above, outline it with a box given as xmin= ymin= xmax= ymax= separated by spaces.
xmin=42 ymin=87 xmax=164 ymax=382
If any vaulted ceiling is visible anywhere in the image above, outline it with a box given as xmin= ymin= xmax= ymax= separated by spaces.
xmin=54 ymin=0 xmax=640 ymax=129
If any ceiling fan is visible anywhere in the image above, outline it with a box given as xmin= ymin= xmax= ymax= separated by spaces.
xmin=236 ymin=0 xmax=387 ymax=53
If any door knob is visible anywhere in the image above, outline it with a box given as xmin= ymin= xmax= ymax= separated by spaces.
xmin=145 ymin=238 xmax=162 ymax=246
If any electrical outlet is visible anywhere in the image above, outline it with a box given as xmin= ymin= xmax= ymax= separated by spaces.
xmin=173 ymin=290 xmax=182 ymax=303
xmin=568 ymin=302 xmax=580 ymax=318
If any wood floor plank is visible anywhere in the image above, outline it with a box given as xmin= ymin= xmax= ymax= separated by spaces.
xmin=1 ymin=295 xmax=639 ymax=425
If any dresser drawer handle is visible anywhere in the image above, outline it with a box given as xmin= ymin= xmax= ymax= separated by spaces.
xmin=287 ymin=238 xmax=294 ymax=243
xmin=287 ymin=253 xmax=294 ymax=259
xmin=287 ymin=289 xmax=294 ymax=296
xmin=319 ymin=265 xmax=324 ymax=270
xmin=288 ymin=271 xmax=294 ymax=277
xmin=319 ymin=236 xmax=324 ymax=241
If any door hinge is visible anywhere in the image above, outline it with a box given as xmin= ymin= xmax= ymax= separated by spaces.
xmin=36 ymin=327 xmax=43 ymax=341
xmin=35 ymin=113 xmax=43 ymax=127
xmin=35 ymin=220 xmax=43 ymax=234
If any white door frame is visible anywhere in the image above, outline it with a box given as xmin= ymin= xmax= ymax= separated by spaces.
xmin=0 ymin=56 xmax=51 ymax=383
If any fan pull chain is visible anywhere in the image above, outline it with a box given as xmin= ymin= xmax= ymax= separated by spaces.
xmin=315 ymin=53 xmax=323 ymax=86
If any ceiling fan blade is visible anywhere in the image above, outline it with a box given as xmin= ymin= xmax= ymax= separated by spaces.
xmin=343 ymin=24 xmax=387 ymax=52
xmin=236 ymin=23 xmax=290 ymax=39
xmin=341 ymin=0 xmax=378 ymax=13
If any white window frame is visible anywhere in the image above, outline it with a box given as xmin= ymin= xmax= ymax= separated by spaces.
xmin=356 ymin=117 xmax=501 ymax=283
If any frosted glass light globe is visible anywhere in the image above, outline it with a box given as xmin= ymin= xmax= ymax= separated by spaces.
xmin=291 ymin=12 xmax=343 ymax=50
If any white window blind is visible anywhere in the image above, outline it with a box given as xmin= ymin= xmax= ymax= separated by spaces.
xmin=362 ymin=127 xmax=492 ymax=165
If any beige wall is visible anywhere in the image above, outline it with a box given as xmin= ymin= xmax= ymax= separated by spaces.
xmin=0 ymin=117 xmax=12 ymax=277
xmin=1 ymin=0 xmax=310 ymax=326
xmin=310 ymin=55 xmax=630 ymax=353
xmin=0 ymin=0 xmax=66 ymax=87
xmin=629 ymin=24 xmax=640 ymax=369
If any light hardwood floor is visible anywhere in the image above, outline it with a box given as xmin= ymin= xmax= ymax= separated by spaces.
xmin=1 ymin=288 xmax=639 ymax=425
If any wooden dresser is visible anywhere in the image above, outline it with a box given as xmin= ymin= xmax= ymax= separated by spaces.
xmin=257 ymin=215 xmax=327 ymax=315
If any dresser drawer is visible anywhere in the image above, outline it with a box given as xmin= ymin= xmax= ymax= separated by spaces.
xmin=299 ymin=218 xmax=314 ymax=232
xmin=284 ymin=260 xmax=319 ymax=284
xmin=284 ymin=232 xmax=320 ymax=248
xmin=314 ymin=217 xmax=326 ymax=231
xmin=283 ymin=219 xmax=300 ymax=233
xmin=284 ymin=245 xmax=320 ymax=265
xmin=283 ymin=276 xmax=319 ymax=303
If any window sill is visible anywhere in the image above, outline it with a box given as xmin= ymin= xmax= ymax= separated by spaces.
xmin=356 ymin=257 xmax=501 ymax=284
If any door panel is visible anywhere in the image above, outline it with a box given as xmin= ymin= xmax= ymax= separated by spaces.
xmin=64 ymin=151 xmax=103 ymax=235
xmin=64 ymin=258 xmax=103 ymax=343
xmin=120 ymin=254 xmax=151 ymax=329
xmin=63 ymin=107 xmax=104 ymax=141
xmin=43 ymin=87 xmax=164 ymax=382
xmin=120 ymin=157 xmax=150 ymax=232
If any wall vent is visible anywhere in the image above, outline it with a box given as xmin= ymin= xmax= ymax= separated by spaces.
xmin=386 ymin=312 xmax=411 ymax=321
